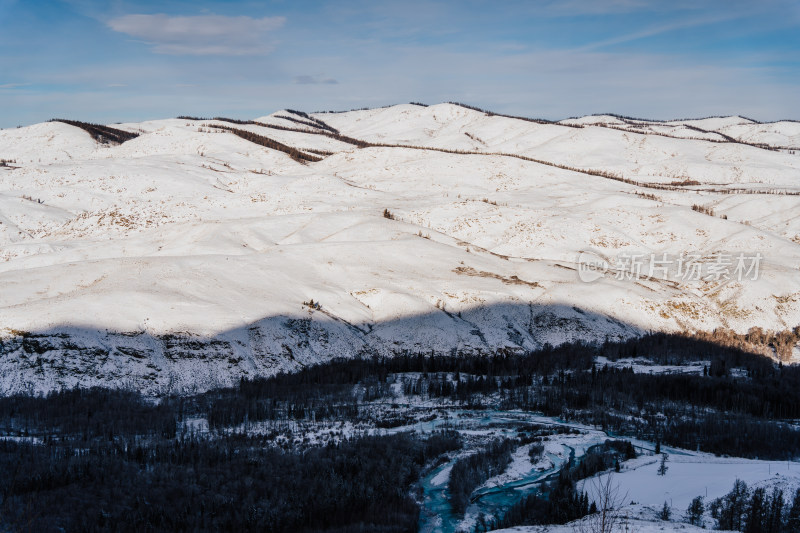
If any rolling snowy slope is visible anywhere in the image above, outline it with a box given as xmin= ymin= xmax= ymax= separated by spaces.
xmin=1 ymin=105 xmax=799 ymax=394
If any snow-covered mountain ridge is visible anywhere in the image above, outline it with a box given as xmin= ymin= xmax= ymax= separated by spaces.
xmin=1 ymin=103 xmax=799 ymax=394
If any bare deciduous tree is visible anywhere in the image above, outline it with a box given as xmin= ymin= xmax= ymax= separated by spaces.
xmin=574 ymin=474 xmax=629 ymax=533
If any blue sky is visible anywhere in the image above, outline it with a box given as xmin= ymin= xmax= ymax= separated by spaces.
xmin=0 ymin=0 xmax=798 ymax=127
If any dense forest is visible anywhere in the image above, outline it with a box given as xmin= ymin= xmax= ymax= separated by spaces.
xmin=193 ymin=332 xmax=800 ymax=459
xmin=2 ymin=331 xmax=800 ymax=531
xmin=0 ymin=429 xmax=460 ymax=532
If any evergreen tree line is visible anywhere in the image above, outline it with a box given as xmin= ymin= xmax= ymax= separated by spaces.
xmin=604 ymin=327 xmax=800 ymax=366
xmin=446 ymin=101 xmax=582 ymax=129
xmin=284 ymin=109 xmax=340 ymax=133
xmin=561 ymin=112 xmax=798 ymax=151
xmin=211 ymin=125 xmax=323 ymax=163
xmin=0 ymin=431 xmax=461 ymax=532
xmin=700 ymin=479 xmax=800 ymax=532
xmin=415 ymin=366 xmax=800 ymax=459
xmin=4 ymin=332 xmax=800 ymax=459
xmin=579 ymin=120 xmax=792 ymax=152
xmin=275 ymin=114 xmax=340 ymax=134
xmin=50 ymin=119 xmax=140 ymax=144
xmin=180 ymin=112 xmax=800 ymax=193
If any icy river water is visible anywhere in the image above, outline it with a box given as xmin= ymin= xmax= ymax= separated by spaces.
xmin=381 ymin=410 xmax=612 ymax=533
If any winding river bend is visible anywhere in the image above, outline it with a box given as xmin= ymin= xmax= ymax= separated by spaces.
xmin=383 ymin=410 xmax=612 ymax=533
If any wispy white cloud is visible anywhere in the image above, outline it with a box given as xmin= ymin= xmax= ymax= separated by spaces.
xmin=540 ymin=0 xmax=651 ymax=16
xmin=107 ymin=14 xmax=285 ymax=55
xmin=577 ymin=12 xmax=747 ymax=51
xmin=1 ymin=1 xmax=796 ymax=127
xmin=293 ymin=75 xmax=339 ymax=85
xmin=537 ymin=0 xmax=764 ymax=17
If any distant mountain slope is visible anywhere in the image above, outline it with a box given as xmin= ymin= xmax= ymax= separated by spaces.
xmin=1 ymin=104 xmax=799 ymax=394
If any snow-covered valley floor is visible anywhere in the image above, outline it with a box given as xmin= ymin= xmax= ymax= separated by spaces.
xmin=186 ymin=382 xmax=800 ymax=533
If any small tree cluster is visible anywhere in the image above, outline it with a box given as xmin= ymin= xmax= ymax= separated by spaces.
xmin=687 ymin=496 xmax=705 ymax=525
xmin=704 ymin=479 xmax=798 ymax=532
xmin=692 ymin=203 xmax=716 ymax=216
xmin=448 ymin=438 xmax=516 ymax=514
xmin=302 ymin=299 xmax=321 ymax=310
xmin=490 ymin=462 xmax=595 ymax=530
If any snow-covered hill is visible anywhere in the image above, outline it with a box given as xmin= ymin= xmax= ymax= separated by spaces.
xmin=1 ymin=104 xmax=799 ymax=394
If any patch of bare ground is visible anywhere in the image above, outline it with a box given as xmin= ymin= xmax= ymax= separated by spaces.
xmin=452 ymin=266 xmax=541 ymax=288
